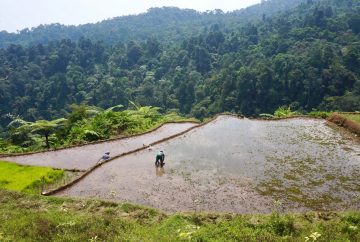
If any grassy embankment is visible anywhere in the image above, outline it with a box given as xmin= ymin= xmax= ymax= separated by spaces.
xmin=327 ymin=112 xmax=360 ymax=136
xmin=340 ymin=113 xmax=360 ymax=125
xmin=0 ymin=189 xmax=359 ymax=241
xmin=0 ymin=161 xmax=64 ymax=194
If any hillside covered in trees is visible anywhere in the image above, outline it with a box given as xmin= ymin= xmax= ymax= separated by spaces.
xmin=0 ymin=0 xmax=308 ymax=47
xmin=0 ymin=0 xmax=359 ymax=127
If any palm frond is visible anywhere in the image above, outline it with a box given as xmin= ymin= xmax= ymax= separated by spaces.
xmin=7 ymin=118 xmax=30 ymax=128
xmin=105 ymin=104 xmax=124 ymax=112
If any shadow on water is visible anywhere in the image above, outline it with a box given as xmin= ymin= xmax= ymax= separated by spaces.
xmin=59 ymin=116 xmax=360 ymax=213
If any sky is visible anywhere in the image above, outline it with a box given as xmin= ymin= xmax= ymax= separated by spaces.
xmin=0 ymin=0 xmax=261 ymax=33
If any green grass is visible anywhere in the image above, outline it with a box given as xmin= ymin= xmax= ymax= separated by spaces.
xmin=341 ymin=113 xmax=360 ymax=124
xmin=0 ymin=161 xmax=64 ymax=194
xmin=308 ymin=111 xmax=332 ymax=119
xmin=0 ymin=189 xmax=359 ymax=241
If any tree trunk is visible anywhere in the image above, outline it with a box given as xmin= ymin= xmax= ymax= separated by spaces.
xmin=45 ymin=134 xmax=50 ymax=149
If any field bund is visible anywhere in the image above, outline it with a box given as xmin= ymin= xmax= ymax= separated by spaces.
xmin=1 ymin=122 xmax=197 ymax=170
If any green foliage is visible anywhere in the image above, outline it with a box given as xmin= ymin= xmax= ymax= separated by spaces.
xmin=274 ymin=106 xmax=298 ymax=118
xmin=9 ymin=118 xmax=67 ymax=149
xmin=0 ymin=161 xmax=64 ymax=194
xmin=0 ymin=1 xmax=307 ymax=48
xmin=67 ymin=103 xmax=91 ymax=125
xmin=0 ymin=105 xmax=194 ymax=153
xmin=28 ymin=119 xmax=67 ymax=136
xmin=266 ymin=213 xmax=296 ymax=236
xmin=308 ymin=111 xmax=332 ymax=119
xmin=65 ymin=105 xmax=194 ymax=145
xmin=341 ymin=113 xmax=360 ymax=124
xmin=0 ymin=189 xmax=359 ymax=241
xmin=0 ymin=0 xmax=359 ymax=124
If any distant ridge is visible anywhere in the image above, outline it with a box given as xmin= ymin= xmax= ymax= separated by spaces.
xmin=0 ymin=0 xmax=307 ymax=48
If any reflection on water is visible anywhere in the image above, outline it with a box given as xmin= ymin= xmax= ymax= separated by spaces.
xmin=164 ymin=116 xmax=360 ymax=211
xmin=155 ymin=165 xmax=165 ymax=177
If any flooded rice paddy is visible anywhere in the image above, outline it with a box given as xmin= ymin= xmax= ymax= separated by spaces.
xmin=1 ymin=122 xmax=197 ymax=170
xmin=58 ymin=115 xmax=360 ymax=213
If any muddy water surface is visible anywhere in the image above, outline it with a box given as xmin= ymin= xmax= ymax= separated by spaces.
xmin=2 ymin=123 xmax=197 ymax=170
xmin=58 ymin=116 xmax=360 ymax=213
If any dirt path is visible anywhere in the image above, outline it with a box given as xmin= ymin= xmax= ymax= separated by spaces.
xmin=1 ymin=122 xmax=198 ymax=170
xmin=57 ymin=115 xmax=360 ymax=213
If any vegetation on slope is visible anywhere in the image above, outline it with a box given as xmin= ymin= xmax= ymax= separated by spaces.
xmin=0 ymin=161 xmax=64 ymax=194
xmin=341 ymin=113 xmax=360 ymax=125
xmin=0 ymin=0 xmax=307 ymax=47
xmin=327 ymin=112 xmax=360 ymax=135
xmin=273 ymin=106 xmax=299 ymax=118
xmin=0 ymin=189 xmax=359 ymax=241
xmin=0 ymin=0 xmax=359 ymax=126
xmin=0 ymin=105 xmax=196 ymax=153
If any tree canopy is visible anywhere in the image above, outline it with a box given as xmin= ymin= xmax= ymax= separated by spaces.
xmin=0 ymin=0 xmax=359 ymax=126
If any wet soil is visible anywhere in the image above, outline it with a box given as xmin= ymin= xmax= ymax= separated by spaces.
xmin=57 ymin=115 xmax=360 ymax=213
xmin=1 ymin=123 xmax=197 ymax=170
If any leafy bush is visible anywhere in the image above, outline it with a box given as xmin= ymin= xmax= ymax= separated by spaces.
xmin=274 ymin=106 xmax=298 ymax=118
xmin=0 ymin=105 xmax=194 ymax=153
xmin=266 ymin=214 xmax=296 ymax=236
xmin=82 ymin=130 xmax=101 ymax=142
xmin=308 ymin=111 xmax=331 ymax=119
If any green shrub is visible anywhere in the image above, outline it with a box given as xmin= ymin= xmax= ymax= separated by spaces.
xmin=1 ymin=105 xmax=195 ymax=153
xmin=274 ymin=106 xmax=298 ymax=118
xmin=267 ymin=214 xmax=296 ymax=236
xmin=82 ymin=130 xmax=101 ymax=142
xmin=308 ymin=111 xmax=331 ymax=119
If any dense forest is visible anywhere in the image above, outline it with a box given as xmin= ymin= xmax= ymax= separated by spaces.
xmin=0 ymin=0 xmax=359 ymax=128
xmin=0 ymin=0 xmax=308 ymax=47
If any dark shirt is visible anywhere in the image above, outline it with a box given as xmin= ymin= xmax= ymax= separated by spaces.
xmin=156 ymin=153 xmax=165 ymax=161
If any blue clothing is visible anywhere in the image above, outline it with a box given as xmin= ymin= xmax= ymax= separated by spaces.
xmin=102 ymin=154 xmax=110 ymax=160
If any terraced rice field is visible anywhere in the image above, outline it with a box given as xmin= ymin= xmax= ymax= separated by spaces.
xmin=56 ymin=115 xmax=360 ymax=213
xmin=1 ymin=122 xmax=197 ymax=170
